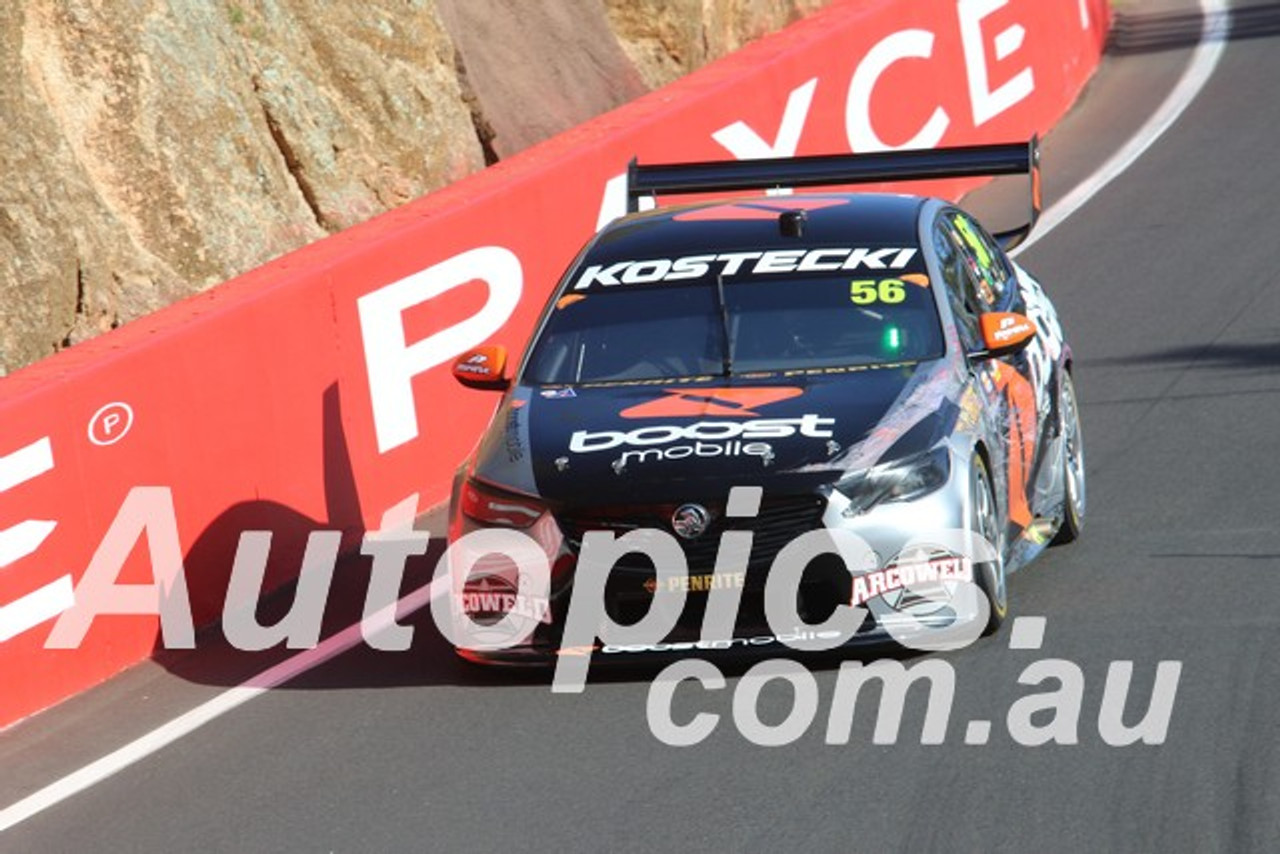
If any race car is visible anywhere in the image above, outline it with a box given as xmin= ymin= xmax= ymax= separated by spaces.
xmin=445 ymin=140 xmax=1084 ymax=663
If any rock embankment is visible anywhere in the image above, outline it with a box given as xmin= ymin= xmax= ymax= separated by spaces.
xmin=0 ymin=0 xmax=824 ymax=375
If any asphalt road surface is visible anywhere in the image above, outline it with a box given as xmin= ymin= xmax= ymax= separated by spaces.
xmin=5 ymin=1 xmax=1280 ymax=851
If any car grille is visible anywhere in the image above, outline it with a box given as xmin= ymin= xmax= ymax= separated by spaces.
xmin=558 ymin=493 xmax=857 ymax=636
xmin=556 ymin=492 xmax=826 ymax=572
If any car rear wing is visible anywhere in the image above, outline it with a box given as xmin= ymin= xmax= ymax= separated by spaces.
xmin=626 ymin=137 xmax=1042 ymax=251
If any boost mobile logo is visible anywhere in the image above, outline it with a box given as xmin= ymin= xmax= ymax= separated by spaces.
xmin=569 ymin=416 xmax=836 ymax=454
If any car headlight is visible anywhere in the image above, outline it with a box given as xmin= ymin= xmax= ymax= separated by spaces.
xmin=458 ymin=478 xmax=547 ymax=529
xmin=834 ymin=445 xmax=951 ymax=517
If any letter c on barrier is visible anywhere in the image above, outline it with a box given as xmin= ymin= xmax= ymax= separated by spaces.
xmin=846 ymin=30 xmax=950 ymax=153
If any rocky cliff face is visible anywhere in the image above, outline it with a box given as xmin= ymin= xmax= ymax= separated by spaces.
xmin=607 ymin=0 xmax=826 ymax=90
xmin=0 ymin=0 xmax=825 ymax=375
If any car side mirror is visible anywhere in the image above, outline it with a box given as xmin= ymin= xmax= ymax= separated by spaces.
xmin=971 ymin=312 xmax=1036 ymax=361
xmin=452 ymin=345 xmax=510 ymax=391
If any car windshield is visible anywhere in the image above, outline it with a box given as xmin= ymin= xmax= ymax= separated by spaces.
xmin=522 ymin=272 xmax=944 ymax=384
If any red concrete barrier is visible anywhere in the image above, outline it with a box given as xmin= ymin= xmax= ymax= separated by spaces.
xmin=0 ymin=0 xmax=1110 ymax=728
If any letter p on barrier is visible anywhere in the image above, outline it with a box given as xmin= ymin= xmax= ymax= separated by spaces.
xmin=358 ymin=247 xmax=522 ymax=454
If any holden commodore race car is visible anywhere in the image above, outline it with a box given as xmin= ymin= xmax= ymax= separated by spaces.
xmin=444 ymin=140 xmax=1084 ymax=665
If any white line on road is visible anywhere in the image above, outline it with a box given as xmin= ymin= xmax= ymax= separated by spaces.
xmin=1014 ymin=0 xmax=1230 ymax=256
xmin=0 ymin=578 xmax=444 ymax=834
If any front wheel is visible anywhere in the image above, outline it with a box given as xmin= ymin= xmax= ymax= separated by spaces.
xmin=1051 ymin=370 xmax=1086 ymax=545
xmin=971 ymin=454 xmax=1007 ymax=635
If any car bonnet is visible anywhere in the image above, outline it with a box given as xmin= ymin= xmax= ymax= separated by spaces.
xmin=470 ymin=359 xmax=962 ymax=505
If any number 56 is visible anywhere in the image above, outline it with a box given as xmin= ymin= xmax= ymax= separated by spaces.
xmin=850 ymin=278 xmax=906 ymax=305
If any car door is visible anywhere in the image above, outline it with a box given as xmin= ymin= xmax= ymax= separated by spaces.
xmin=933 ymin=210 xmax=1044 ymax=536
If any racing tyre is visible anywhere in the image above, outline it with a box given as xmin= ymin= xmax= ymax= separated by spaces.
xmin=1051 ymin=370 xmax=1086 ymax=545
xmin=971 ymin=454 xmax=1007 ymax=635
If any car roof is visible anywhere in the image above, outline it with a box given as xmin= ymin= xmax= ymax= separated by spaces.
xmin=588 ymin=193 xmax=927 ymax=263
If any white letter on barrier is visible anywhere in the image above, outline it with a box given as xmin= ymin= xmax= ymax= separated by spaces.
xmin=358 ymin=247 xmax=522 ymax=454
xmin=46 ymin=487 xmax=194 ymax=649
xmin=846 ymin=30 xmax=949 ymax=153
xmin=713 ymin=78 xmax=818 ymax=160
xmin=0 ymin=436 xmax=76 ymax=643
xmin=959 ymin=0 xmax=1035 ymax=126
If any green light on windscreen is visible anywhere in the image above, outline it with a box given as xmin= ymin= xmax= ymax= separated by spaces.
xmin=883 ymin=325 xmax=902 ymax=353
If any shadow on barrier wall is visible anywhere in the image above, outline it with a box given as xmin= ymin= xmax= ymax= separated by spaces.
xmin=151 ymin=381 xmax=547 ymax=693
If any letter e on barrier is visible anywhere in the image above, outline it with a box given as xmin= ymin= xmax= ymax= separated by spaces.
xmin=0 ymin=437 xmax=74 ymax=643
xmin=958 ymin=0 xmax=1035 ymax=126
